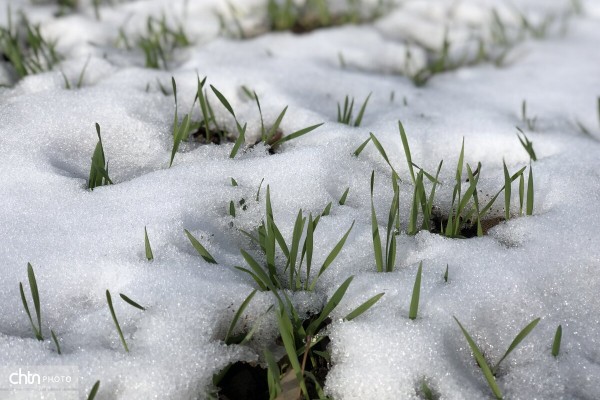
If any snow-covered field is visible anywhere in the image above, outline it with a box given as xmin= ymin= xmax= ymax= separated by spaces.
xmin=1 ymin=0 xmax=599 ymax=399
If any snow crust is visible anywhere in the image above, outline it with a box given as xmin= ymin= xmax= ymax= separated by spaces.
xmin=1 ymin=0 xmax=599 ymax=398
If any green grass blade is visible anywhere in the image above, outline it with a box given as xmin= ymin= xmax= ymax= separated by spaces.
xmin=229 ymin=122 xmax=246 ymax=158
xmin=398 ymin=121 xmax=416 ymax=183
xmin=493 ymin=317 xmax=540 ymax=373
xmin=210 ymin=85 xmax=236 ymax=117
xmin=454 ymin=317 xmax=503 ymax=399
xmin=519 ymin=174 xmax=525 ymax=216
xmin=552 ymin=325 xmax=562 ymax=358
xmin=307 ymin=276 xmax=354 ymax=336
xmin=224 ymin=289 xmax=257 ymax=345
xmin=229 ymin=200 xmax=236 ymax=217
xmin=231 ymin=177 xmax=238 ymax=186
xmin=288 ymin=209 xmax=305 ymax=287
xmin=304 ymin=214 xmax=314 ymax=291
xmin=266 ymin=106 xmax=288 ymax=143
xmin=144 ymin=226 xmax=154 ymax=261
xmin=370 ymin=171 xmax=384 ymax=272
xmin=369 ymin=132 xmax=394 ymax=173
xmin=106 ymin=290 xmax=129 ymax=352
xmin=234 ymin=266 xmax=267 ymax=291
xmin=444 ymin=264 xmax=449 ymax=282
xmin=344 ymin=292 xmax=384 ymax=321
xmin=119 ymin=293 xmax=146 ymax=311
xmin=51 ymin=330 xmax=61 ymax=355
xmin=184 ymin=229 xmax=217 ymax=264
xmin=408 ymin=262 xmax=422 ymax=320
xmin=20 ymin=282 xmax=40 ymax=340
xmin=27 ymin=263 xmax=42 ymax=340
xmin=87 ymin=381 xmax=100 ymax=400
xmin=339 ymin=187 xmax=350 ymax=205
xmin=353 ymin=136 xmax=371 ymax=156
xmin=264 ymin=348 xmax=282 ymax=398
xmin=526 ymin=165 xmax=534 ymax=215
xmin=310 ymin=221 xmax=354 ymax=290
xmin=270 ymin=122 xmax=323 ymax=147
xmin=277 ymin=310 xmax=308 ymax=398
xmin=353 ymin=93 xmax=371 ymax=127
xmin=503 ymin=160 xmax=511 ymax=220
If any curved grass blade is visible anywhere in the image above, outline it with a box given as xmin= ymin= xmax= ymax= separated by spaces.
xmin=344 ymin=292 xmax=384 ymax=321
xmin=370 ymin=171 xmax=384 ymax=272
xmin=503 ymin=160 xmax=511 ymax=220
xmin=307 ymin=276 xmax=353 ymax=336
xmin=353 ymin=136 xmax=371 ymax=156
xmin=119 ymin=293 xmax=146 ymax=311
xmin=224 ymin=289 xmax=257 ymax=345
xmin=309 ymin=221 xmax=354 ymax=290
xmin=229 ymin=122 xmax=246 ymax=158
xmin=106 ymin=290 xmax=129 ymax=352
xmin=408 ymin=262 xmax=422 ymax=320
xmin=184 ymin=229 xmax=217 ymax=264
xmin=492 ymin=317 xmax=540 ymax=374
xmin=353 ymin=92 xmax=371 ymax=127
xmin=398 ymin=121 xmax=415 ymax=183
xmin=454 ymin=317 xmax=502 ymax=399
xmin=270 ymin=122 xmax=323 ymax=148
xmin=235 ymin=266 xmax=267 ymax=291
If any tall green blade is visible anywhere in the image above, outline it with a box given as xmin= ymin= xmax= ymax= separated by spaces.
xmin=552 ymin=325 xmax=562 ymax=357
xmin=106 ymin=290 xmax=129 ymax=352
xmin=266 ymin=106 xmax=288 ymax=143
xmin=503 ymin=160 xmax=511 ymax=220
xmin=307 ymin=276 xmax=354 ymax=335
xmin=27 ymin=263 xmax=42 ymax=340
xmin=210 ymin=85 xmax=236 ymax=117
xmin=398 ymin=121 xmax=415 ymax=183
xmin=493 ymin=317 xmax=540 ymax=373
xmin=370 ymin=171 xmax=384 ymax=272
xmin=408 ymin=262 xmax=422 ymax=320
xmin=353 ymin=93 xmax=371 ymax=127
xmin=454 ymin=317 xmax=503 ymax=399
xmin=224 ymin=289 xmax=257 ymax=345
xmin=310 ymin=221 xmax=354 ymax=290
xmin=526 ymin=165 xmax=534 ymax=215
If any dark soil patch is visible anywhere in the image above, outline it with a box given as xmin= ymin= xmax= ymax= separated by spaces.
xmin=217 ymin=362 xmax=269 ymax=400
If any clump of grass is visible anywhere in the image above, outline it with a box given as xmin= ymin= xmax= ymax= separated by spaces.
xmin=337 ymin=93 xmax=371 ymax=127
xmin=136 ymin=15 xmax=190 ymax=69
xmin=454 ymin=316 xmax=540 ymax=399
xmin=237 ymin=186 xmax=354 ymax=293
xmin=168 ymin=77 xmax=322 ymax=163
xmin=88 ymin=123 xmax=112 ymax=190
xmin=265 ymin=276 xmax=383 ymax=399
xmin=355 ymin=122 xmax=530 ymax=238
xmin=0 ymin=11 xmax=61 ymax=82
xmin=19 ymin=263 xmax=43 ymax=341
xmin=106 ymin=290 xmax=129 ymax=352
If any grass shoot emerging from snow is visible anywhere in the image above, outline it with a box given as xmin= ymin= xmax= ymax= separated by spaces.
xmin=0 ymin=10 xmax=61 ymax=83
xmin=337 ymin=93 xmax=371 ymax=127
xmin=88 ymin=123 xmax=112 ymax=190
xmin=454 ymin=316 xmax=540 ymax=399
xmin=19 ymin=263 xmax=43 ymax=341
xmin=106 ymin=290 xmax=129 ymax=353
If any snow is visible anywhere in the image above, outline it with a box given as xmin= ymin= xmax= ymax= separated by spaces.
xmin=1 ymin=0 xmax=599 ymax=399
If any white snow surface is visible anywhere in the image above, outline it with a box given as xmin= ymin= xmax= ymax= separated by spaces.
xmin=1 ymin=0 xmax=600 ymax=399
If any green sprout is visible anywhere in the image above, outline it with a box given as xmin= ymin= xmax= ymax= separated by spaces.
xmin=144 ymin=226 xmax=154 ymax=261
xmin=106 ymin=290 xmax=129 ymax=352
xmin=88 ymin=123 xmax=112 ymax=190
xmin=552 ymin=325 xmax=562 ymax=357
xmin=408 ymin=262 xmax=423 ymax=320
xmin=337 ymin=93 xmax=371 ymax=127
xmin=19 ymin=263 xmax=43 ymax=340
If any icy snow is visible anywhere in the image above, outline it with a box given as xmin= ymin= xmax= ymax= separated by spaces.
xmin=1 ymin=0 xmax=600 ymax=399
